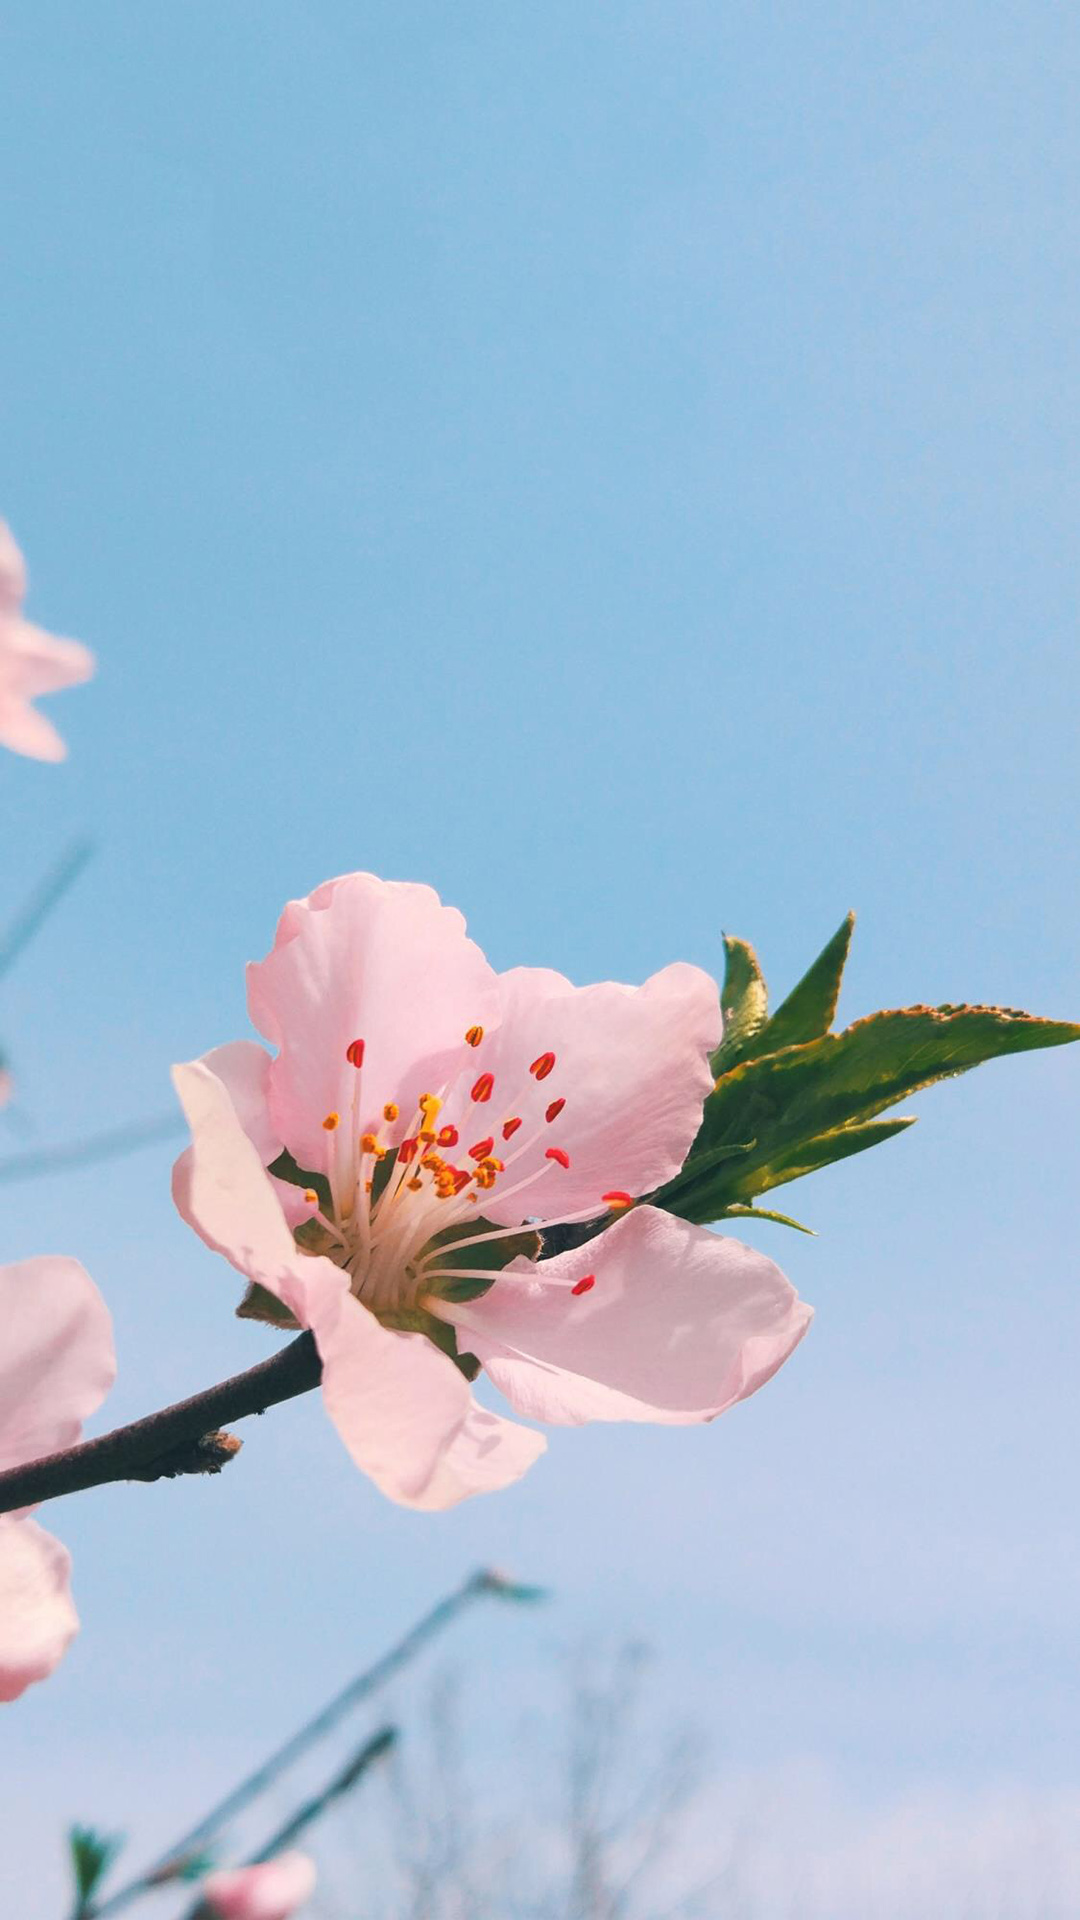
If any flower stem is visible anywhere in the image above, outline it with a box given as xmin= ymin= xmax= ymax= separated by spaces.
xmin=0 ymin=1333 xmax=322 ymax=1517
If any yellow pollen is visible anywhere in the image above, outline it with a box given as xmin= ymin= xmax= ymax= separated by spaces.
xmin=478 ymin=1156 xmax=504 ymax=1174
xmin=365 ymin=1178 xmax=373 ymax=1192
xmin=383 ymin=1102 xmax=399 ymax=1122
xmin=322 ymin=1112 xmax=340 ymax=1131
xmin=360 ymin=1132 xmax=380 ymax=1155
xmin=419 ymin=1093 xmax=442 ymax=1123
xmin=465 ymin=1024 xmax=484 ymax=1047
xmin=303 ymin=1188 xmax=318 ymax=1205
xmin=407 ymin=1177 xmax=423 ymax=1191
xmin=421 ymin=1153 xmax=445 ymax=1172
xmin=418 ymin=1128 xmax=437 ymax=1144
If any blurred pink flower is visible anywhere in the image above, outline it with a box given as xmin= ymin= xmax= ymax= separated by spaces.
xmin=173 ymin=873 xmax=811 ymax=1511
xmin=0 ymin=1257 xmax=115 ymax=1701
xmin=0 ymin=521 xmax=94 ymax=761
xmin=202 ymin=1853 xmax=316 ymax=1920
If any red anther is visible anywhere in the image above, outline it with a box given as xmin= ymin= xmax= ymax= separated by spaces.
xmin=438 ymin=1125 xmax=459 ymax=1148
xmin=545 ymin=1146 xmax=571 ymax=1169
xmin=571 ymin=1274 xmax=596 ymax=1296
xmin=471 ymin=1072 xmax=495 ymax=1102
xmin=545 ymin=1097 xmax=565 ymax=1124
xmin=468 ymin=1136 xmax=495 ymax=1161
xmin=398 ymin=1137 xmax=418 ymax=1164
xmin=502 ymin=1116 xmax=522 ymax=1140
xmin=346 ymin=1038 xmax=365 ymax=1069
xmin=451 ymin=1168 xmax=471 ymax=1194
xmin=602 ymin=1190 xmax=634 ymax=1209
xmin=465 ymin=1024 xmax=484 ymax=1047
xmin=529 ymin=1051 xmax=556 ymax=1080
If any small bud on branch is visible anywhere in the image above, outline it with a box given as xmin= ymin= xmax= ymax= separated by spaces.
xmin=0 ymin=1334 xmax=321 ymax=1517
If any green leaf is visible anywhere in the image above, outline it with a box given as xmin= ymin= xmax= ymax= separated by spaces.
xmin=746 ymin=1116 xmax=916 ymax=1195
xmin=671 ymin=1001 xmax=1080 ymax=1223
xmin=751 ymin=912 xmax=855 ymax=1054
xmin=648 ymin=1138 xmax=755 ymax=1210
xmin=717 ymin=1203 xmax=816 ymax=1235
xmin=709 ymin=935 xmax=768 ymax=1073
xmin=236 ymin=1281 xmax=301 ymax=1330
xmin=68 ymin=1825 xmax=124 ymax=1905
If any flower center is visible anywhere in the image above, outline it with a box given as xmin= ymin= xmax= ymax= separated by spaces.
xmin=284 ymin=1028 xmax=626 ymax=1317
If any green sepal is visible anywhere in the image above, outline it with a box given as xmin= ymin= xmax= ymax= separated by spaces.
xmin=268 ymin=1148 xmax=333 ymax=1216
xmin=750 ymin=912 xmax=854 ymax=1055
xmin=717 ymin=1203 xmax=816 ymax=1235
xmin=379 ymin=1304 xmax=481 ymax=1382
xmin=425 ymin=1272 xmax=502 ymax=1304
xmin=148 ymin=1847 xmax=219 ymax=1886
xmin=423 ymin=1217 xmax=541 ymax=1305
xmin=370 ymin=1146 xmax=398 ymax=1207
xmin=169 ymin=1849 xmax=219 ymax=1884
xmin=476 ymin=1568 xmax=551 ymax=1602
xmin=68 ymin=1825 xmax=124 ymax=1905
xmin=236 ymin=1282 xmax=301 ymax=1331
xmin=709 ymin=935 xmax=768 ymax=1073
xmin=294 ymin=1217 xmax=339 ymax=1256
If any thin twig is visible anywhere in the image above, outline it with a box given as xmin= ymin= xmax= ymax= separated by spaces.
xmin=185 ymin=1727 xmax=398 ymax=1920
xmin=0 ymin=837 xmax=93 ymax=980
xmin=0 ymin=1333 xmax=322 ymax=1515
xmin=0 ymin=1113 xmax=183 ymax=1184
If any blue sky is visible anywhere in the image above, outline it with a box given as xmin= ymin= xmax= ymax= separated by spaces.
xmin=1 ymin=3 xmax=1077 ymax=1913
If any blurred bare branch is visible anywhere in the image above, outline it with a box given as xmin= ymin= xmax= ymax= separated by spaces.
xmin=0 ymin=837 xmax=93 ymax=981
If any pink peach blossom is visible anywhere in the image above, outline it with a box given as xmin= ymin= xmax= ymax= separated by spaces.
xmin=0 ymin=1257 xmax=115 ymax=1701
xmin=0 ymin=521 xmax=94 ymax=761
xmin=173 ymin=873 xmax=811 ymax=1510
xmin=202 ymin=1853 xmax=317 ymax=1920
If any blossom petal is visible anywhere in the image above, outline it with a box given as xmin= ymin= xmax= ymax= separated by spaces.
xmin=0 ymin=1517 xmax=79 ymax=1703
xmin=202 ymin=1852 xmax=317 ymax=1920
xmin=192 ymin=1041 xmax=280 ymax=1163
xmin=441 ymin=1206 xmax=811 ymax=1425
xmin=301 ymin=1281 xmax=545 ymax=1510
xmin=0 ymin=1258 xmax=116 ymax=1477
xmin=0 ymin=520 xmax=95 ymax=760
xmin=3 ymin=620 xmax=95 ymax=699
xmin=247 ymin=873 xmax=499 ymax=1176
xmin=171 ymin=1059 xmax=344 ymax=1327
xmin=450 ymin=961 xmax=720 ymax=1225
xmin=0 ymin=521 xmax=27 ymax=614
xmin=0 ymin=696 xmax=67 ymax=762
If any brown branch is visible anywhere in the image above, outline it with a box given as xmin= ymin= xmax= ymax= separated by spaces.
xmin=0 ymin=1333 xmax=321 ymax=1516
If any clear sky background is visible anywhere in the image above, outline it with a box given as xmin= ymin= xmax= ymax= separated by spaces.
xmin=1 ymin=3 xmax=1077 ymax=1914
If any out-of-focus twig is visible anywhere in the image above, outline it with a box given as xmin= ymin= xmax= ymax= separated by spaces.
xmin=0 ymin=1111 xmax=183 ymax=1184
xmin=186 ymin=1726 xmax=398 ymax=1920
xmin=90 ymin=1569 xmax=543 ymax=1918
xmin=0 ymin=836 xmax=93 ymax=980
